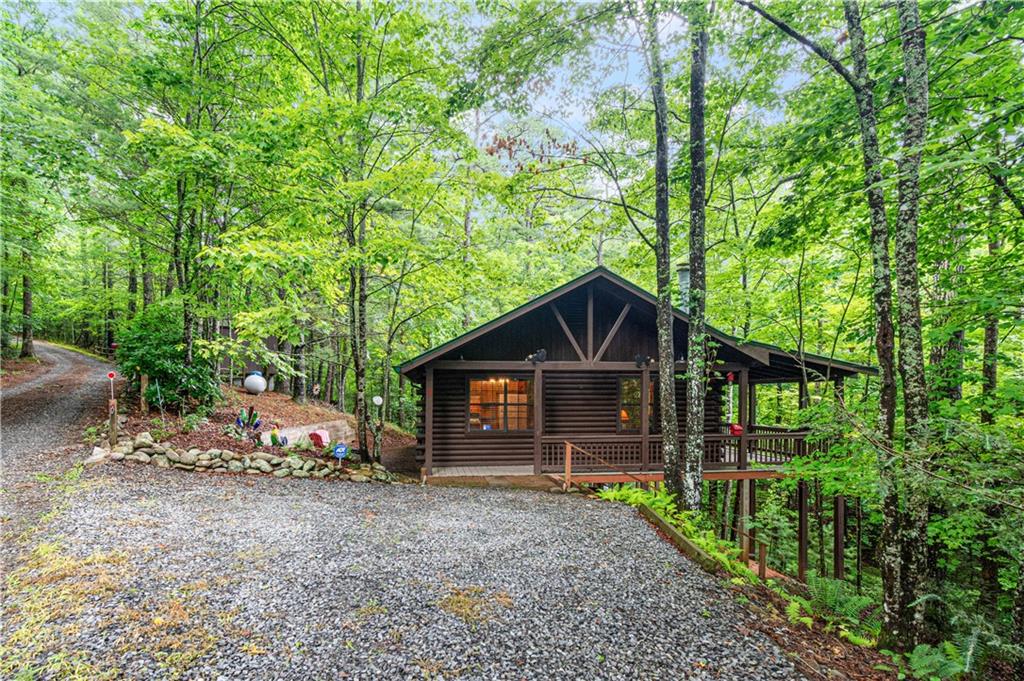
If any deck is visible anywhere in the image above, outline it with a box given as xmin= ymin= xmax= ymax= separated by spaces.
xmin=427 ymin=426 xmax=818 ymax=484
xmin=539 ymin=425 xmax=818 ymax=474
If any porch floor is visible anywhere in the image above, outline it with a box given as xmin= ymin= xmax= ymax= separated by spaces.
xmin=430 ymin=465 xmax=535 ymax=477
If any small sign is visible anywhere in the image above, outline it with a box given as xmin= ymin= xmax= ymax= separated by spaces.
xmin=107 ymin=371 xmax=116 ymax=380
xmin=333 ymin=443 xmax=349 ymax=461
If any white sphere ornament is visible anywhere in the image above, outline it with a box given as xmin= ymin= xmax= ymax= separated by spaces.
xmin=244 ymin=371 xmax=267 ymax=395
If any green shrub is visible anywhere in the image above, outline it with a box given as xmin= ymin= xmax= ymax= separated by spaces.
xmin=115 ymin=299 xmax=220 ymax=412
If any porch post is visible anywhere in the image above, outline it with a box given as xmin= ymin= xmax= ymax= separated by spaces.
xmin=424 ymin=367 xmax=434 ymax=477
xmin=738 ymin=369 xmax=748 ymax=427
xmin=833 ymin=494 xmax=847 ymax=580
xmin=797 ymin=479 xmax=809 ymax=582
xmin=533 ymin=366 xmax=543 ymax=475
xmin=748 ymin=382 xmax=757 ymax=427
xmin=640 ymin=369 xmax=650 ymax=471
xmin=738 ymin=369 xmax=749 ymax=469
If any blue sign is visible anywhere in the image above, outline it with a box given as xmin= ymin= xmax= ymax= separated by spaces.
xmin=333 ymin=443 xmax=349 ymax=461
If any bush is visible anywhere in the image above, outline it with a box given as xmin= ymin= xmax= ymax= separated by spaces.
xmin=115 ymin=299 xmax=220 ymax=412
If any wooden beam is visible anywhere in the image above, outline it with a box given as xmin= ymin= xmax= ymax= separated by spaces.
xmin=431 ymin=360 xmax=653 ymax=371
xmin=594 ymin=303 xmax=632 ymax=362
xmin=424 ymin=367 xmax=434 ymax=477
xmin=549 ymin=303 xmax=586 ymax=361
xmin=797 ymin=480 xmax=809 ymax=583
xmin=834 ymin=494 xmax=846 ymax=580
xmin=586 ymin=285 xmax=594 ymax=360
xmin=533 ymin=366 xmax=543 ymax=474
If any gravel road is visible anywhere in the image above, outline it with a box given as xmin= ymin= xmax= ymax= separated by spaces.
xmin=3 ymin=461 xmax=802 ymax=680
xmin=1 ymin=342 xmax=113 ymax=459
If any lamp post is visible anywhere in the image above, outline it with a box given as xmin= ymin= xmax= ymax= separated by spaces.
xmin=371 ymin=395 xmax=384 ymax=464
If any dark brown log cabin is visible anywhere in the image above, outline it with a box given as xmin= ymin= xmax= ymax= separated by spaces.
xmin=399 ymin=267 xmax=874 ymax=475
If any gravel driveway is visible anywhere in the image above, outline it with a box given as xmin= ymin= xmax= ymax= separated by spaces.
xmin=1 ymin=342 xmax=113 ymax=459
xmin=2 ymin=461 xmax=801 ymax=680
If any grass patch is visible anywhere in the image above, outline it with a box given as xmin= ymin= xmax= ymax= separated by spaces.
xmin=437 ymin=585 xmax=513 ymax=625
xmin=0 ymin=542 xmax=131 ymax=679
xmin=354 ymin=600 xmax=388 ymax=619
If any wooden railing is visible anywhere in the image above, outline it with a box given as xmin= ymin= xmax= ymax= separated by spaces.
xmin=541 ymin=427 xmax=820 ymax=473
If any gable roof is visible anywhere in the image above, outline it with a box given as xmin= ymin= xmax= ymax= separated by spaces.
xmin=398 ymin=266 xmax=876 ymax=378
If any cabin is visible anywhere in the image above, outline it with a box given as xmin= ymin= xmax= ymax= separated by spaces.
xmin=399 ymin=267 xmax=874 ymax=478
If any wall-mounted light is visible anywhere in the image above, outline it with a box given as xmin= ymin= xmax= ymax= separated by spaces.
xmin=527 ymin=348 xmax=547 ymax=364
xmin=634 ymin=354 xmax=652 ymax=368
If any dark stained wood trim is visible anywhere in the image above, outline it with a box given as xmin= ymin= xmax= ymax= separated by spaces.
xmin=397 ymin=267 xmax=875 ymax=377
xmin=432 ymin=360 xmax=650 ymax=371
xmin=593 ymin=303 xmax=632 ymax=362
xmin=424 ymin=367 xmax=434 ymax=476
xmin=550 ymin=303 xmax=586 ymax=361
xmin=533 ymin=367 xmax=543 ymax=474
xmin=586 ymin=285 xmax=594 ymax=360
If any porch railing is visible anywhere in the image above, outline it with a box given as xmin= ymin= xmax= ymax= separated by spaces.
xmin=540 ymin=427 xmax=820 ymax=473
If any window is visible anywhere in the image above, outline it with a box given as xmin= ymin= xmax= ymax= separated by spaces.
xmin=468 ymin=377 xmax=533 ymax=432
xmin=618 ymin=375 xmax=655 ymax=433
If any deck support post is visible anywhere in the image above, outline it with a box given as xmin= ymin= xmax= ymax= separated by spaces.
xmin=797 ymin=479 xmax=809 ymax=582
xmin=748 ymin=479 xmax=757 ymax=558
xmin=533 ymin=367 xmax=543 ymax=474
xmin=424 ymin=367 xmax=434 ymax=477
xmin=640 ymin=369 xmax=650 ymax=471
xmin=738 ymin=478 xmax=751 ymax=559
xmin=833 ymin=494 xmax=846 ymax=580
xmin=563 ymin=442 xmax=572 ymax=491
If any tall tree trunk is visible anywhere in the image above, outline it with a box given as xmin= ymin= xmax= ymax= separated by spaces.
xmin=1013 ymin=559 xmax=1024 ymax=676
xmin=981 ymin=188 xmax=1001 ymax=425
xmin=103 ymin=260 xmax=115 ymax=354
xmin=682 ymin=0 xmax=710 ymax=510
xmin=293 ymin=335 xmax=307 ymax=404
xmin=19 ymin=248 xmax=33 ymax=358
xmin=840 ymin=0 xmax=897 ymax=446
xmin=884 ymin=0 xmax=931 ymax=650
xmin=140 ymin=236 xmax=154 ymax=308
xmin=128 ymin=261 xmax=138 ymax=318
xmin=644 ymin=1 xmax=683 ymax=501
xmin=1 ymin=243 xmax=9 ymax=352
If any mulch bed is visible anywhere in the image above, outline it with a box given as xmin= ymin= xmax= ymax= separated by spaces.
xmin=0 ymin=355 xmax=51 ymax=390
xmin=639 ymin=511 xmax=893 ymax=680
xmin=119 ymin=385 xmax=416 ymax=460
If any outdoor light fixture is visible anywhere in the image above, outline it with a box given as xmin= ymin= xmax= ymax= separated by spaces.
xmin=372 ymin=395 xmax=384 ymax=407
xmin=527 ymin=348 xmax=547 ymax=364
xmin=634 ymin=354 xmax=652 ymax=368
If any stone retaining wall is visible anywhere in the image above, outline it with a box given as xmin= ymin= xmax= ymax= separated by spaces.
xmin=93 ymin=431 xmax=396 ymax=483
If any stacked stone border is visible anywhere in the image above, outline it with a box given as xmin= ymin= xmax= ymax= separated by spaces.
xmin=88 ymin=431 xmax=399 ymax=483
